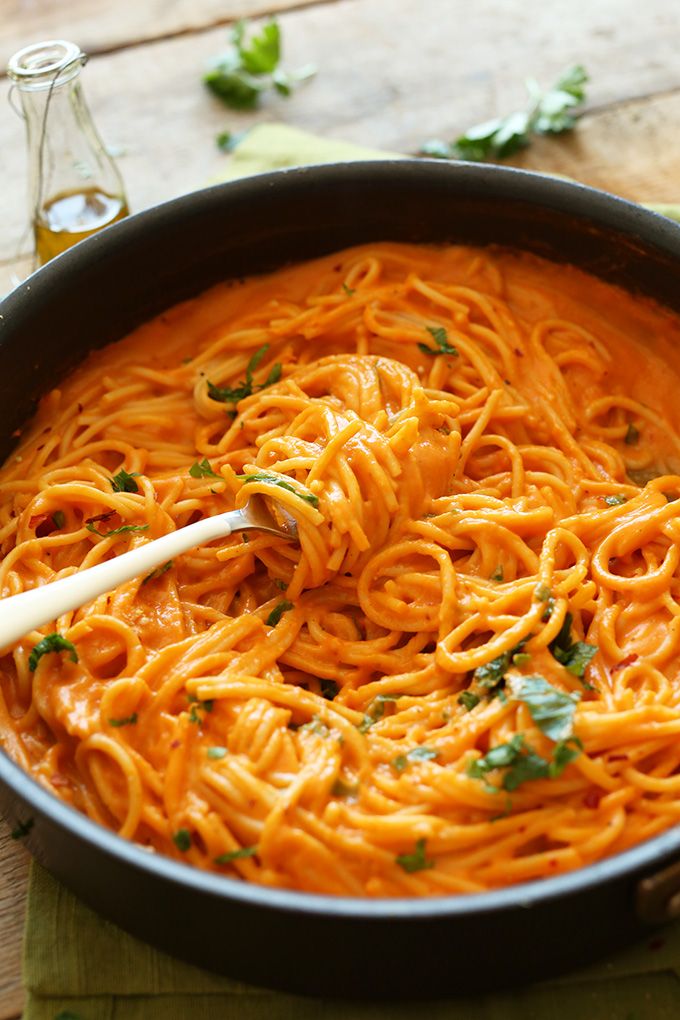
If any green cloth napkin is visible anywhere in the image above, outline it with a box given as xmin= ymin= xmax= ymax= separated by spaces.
xmin=21 ymin=122 xmax=680 ymax=1019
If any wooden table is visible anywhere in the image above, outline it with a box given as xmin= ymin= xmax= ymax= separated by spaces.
xmin=2 ymin=0 xmax=680 ymax=1013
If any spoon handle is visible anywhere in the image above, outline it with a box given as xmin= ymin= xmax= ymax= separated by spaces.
xmin=0 ymin=511 xmax=241 ymax=649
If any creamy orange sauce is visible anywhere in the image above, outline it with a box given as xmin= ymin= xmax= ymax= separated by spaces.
xmin=3 ymin=242 xmax=680 ymax=896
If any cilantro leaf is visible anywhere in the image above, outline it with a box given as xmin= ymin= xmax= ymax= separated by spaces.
xmin=395 ymin=838 xmax=434 ymax=873
xmin=421 ymin=65 xmax=588 ymax=162
xmin=418 ymin=325 xmax=458 ymax=357
xmin=266 ymin=599 xmax=293 ymax=626
xmin=239 ymin=471 xmax=319 ymax=508
xmin=189 ymin=458 xmax=221 ymax=479
xmin=215 ymin=845 xmax=258 ymax=864
xmin=510 ymin=674 xmax=580 ymax=742
xmin=110 ymin=468 xmax=140 ymax=493
xmin=29 ymin=633 xmax=78 ymax=672
xmin=204 ymin=20 xmax=315 ymax=111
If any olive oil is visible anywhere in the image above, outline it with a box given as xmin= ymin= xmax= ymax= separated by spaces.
xmin=35 ymin=188 xmax=129 ymax=264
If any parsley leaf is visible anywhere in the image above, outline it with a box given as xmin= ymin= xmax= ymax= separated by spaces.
xmin=358 ymin=694 xmax=399 ymax=733
xmin=215 ymin=845 xmax=258 ymax=864
xmin=110 ymin=468 xmax=140 ymax=493
xmin=549 ymin=612 xmax=598 ymax=678
xmin=239 ymin=471 xmax=319 ymax=507
xmin=51 ymin=510 xmax=65 ymax=529
xmin=491 ymin=564 xmax=504 ymax=582
xmin=86 ymin=522 xmax=149 ymax=538
xmin=473 ymin=637 xmax=528 ymax=691
xmin=458 ymin=690 xmax=480 ymax=711
xmin=421 ymin=65 xmax=588 ymax=162
xmin=396 ymin=838 xmax=434 ymax=873
xmin=207 ymin=344 xmax=281 ymax=405
xmin=142 ymin=560 xmax=173 ymax=584
xmin=418 ymin=325 xmax=458 ymax=357
xmin=392 ymin=746 xmax=439 ymax=772
xmin=603 ymin=494 xmax=628 ymax=506
xmin=189 ymin=458 xmax=221 ymax=479
xmin=266 ymin=599 xmax=293 ymax=626
xmin=28 ymin=633 xmax=78 ymax=672
xmin=108 ymin=713 xmax=138 ymax=727
xmin=510 ymin=674 xmax=580 ymax=742
xmin=173 ymin=828 xmax=192 ymax=852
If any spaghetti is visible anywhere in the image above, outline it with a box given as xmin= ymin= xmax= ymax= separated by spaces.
xmin=3 ymin=241 xmax=680 ymax=896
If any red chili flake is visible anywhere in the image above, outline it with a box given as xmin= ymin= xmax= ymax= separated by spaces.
xmin=514 ymin=348 xmax=524 ymax=357
xmin=611 ymin=653 xmax=638 ymax=674
xmin=170 ymin=739 xmax=181 ymax=749
xmin=548 ymin=859 xmax=558 ymax=868
xmin=51 ymin=773 xmax=69 ymax=787
xmin=584 ymin=789 xmax=602 ymax=810
xmin=608 ymin=754 xmax=628 ymax=762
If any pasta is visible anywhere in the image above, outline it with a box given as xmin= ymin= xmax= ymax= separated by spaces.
xmin=3 ymin=240 xmax=680 ymax=897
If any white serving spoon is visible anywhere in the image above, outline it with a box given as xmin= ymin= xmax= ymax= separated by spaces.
xmin=0 ymin=496 xmax=297 ymax=649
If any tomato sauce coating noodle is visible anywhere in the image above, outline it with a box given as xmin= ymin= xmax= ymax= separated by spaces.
xmin=3 ymin=241 xmax=680 ymax=897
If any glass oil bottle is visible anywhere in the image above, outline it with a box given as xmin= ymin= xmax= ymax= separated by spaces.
xmin=7 ymin=40 xmax=129 ymax=267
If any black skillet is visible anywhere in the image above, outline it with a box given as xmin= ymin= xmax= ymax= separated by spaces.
xmin=2 ymin=161 xmax=680 ymax=998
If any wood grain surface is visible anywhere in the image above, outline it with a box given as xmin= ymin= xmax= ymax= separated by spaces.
xmin=2 ymin=0 xmax=680 ymax=1015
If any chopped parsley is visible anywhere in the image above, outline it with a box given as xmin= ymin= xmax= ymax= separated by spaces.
xmin=188 ymin=695 xmax=214 ymax=724
xmin=467 ymin=733 xmax=581 ymax=793
xmin=331 ymin=777 xmax=359 ymax=798
xmin=512 ymin=652 xmax=531 ymax=667
xmin=207 ymin=344 xmax=281 ymax=404
xmin=357 ymin=694 xmax=400 ymax=733
xmin=418 ymin=325 xmax=458 ymax=357
xmin=342 ymin=283 xmax=355 ymax=296
xmin=108 ymin=713 xmax=138 ymax=727
xmin=86 ymin=522 xmax=149 ymax=538
xmin=300 ymin=715 xmax=329 ymax=737
xmin=458 ymin=690 xmax=480 ymax=712
xmin=392 ymin=746 xmax=439 ymax=772
xmin=491 ymin=564 xmax=504 ymax=582
xmin=625 ymin=423 xmax=640 ymax=445
xmin=207 ymin=746 xmax=228 ymax=759
xmin=603 ymin=494 xmax=628 ymax=506
xmin=535 ymin=584 xmax=551 ymax=602
xmin=473 ymin=637 xmax=528 ymax=691
xmin=172 ymin=828 xmax=192 ymax=852
xmin=28 ymin=633 xmax=78 ymax=672
xmin=110 ymin=468 xmax=140 ymax=493
xmin=51 ymin=510 xmax=65 ymax=529
xmin=215 ymin=845 xmax=258 ymax=864
xmin=189 ymin=458 xmax=221 ymax=479
xmin=142 ymin=560 xmax=173 ymax=584
xmin=421 ymin=64 xmax=588 ymax=161
xmin=510 ymin=675 xmax=580 ymax=742
xmin=549 ymin=612 xmax=598 ymax=679
xmin=266 ymin=599 xmax=293 ymax=626
xmin=238 ymin=471 xmax=319 ymax=507
xmin=396 ymin=838 xmax=434 ymax=874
